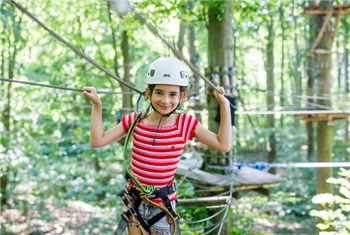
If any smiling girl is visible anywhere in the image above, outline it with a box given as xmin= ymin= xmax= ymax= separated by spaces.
xmin=83 ymin=57 xmax=232 ymax=235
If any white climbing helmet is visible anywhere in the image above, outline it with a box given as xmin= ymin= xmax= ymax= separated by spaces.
xmin=146 ymin=57 xmax=189 ymax=86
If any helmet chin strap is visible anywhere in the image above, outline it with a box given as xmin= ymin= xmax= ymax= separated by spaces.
xmin=149 ymin=103 xmax=179 ymax=146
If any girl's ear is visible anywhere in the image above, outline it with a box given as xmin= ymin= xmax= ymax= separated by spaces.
xmin=145 ymin=87 xmax=152 ymax=99
xmin=180 ymin=91 xmax=187 ymax=101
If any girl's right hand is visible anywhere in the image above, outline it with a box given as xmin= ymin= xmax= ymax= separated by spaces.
xmin=83 ymin=87 xmax=102 ymax=106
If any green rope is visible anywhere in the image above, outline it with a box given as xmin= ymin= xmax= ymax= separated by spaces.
xmin=123 ymin=95 xmax=158 ymax=195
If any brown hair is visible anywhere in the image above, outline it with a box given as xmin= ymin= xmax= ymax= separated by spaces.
xmin=147 ymin=84 xmax=187 ymax=94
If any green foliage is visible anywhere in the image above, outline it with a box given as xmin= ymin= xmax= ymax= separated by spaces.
xmin=229 ymin=190 xmax=316 ymax=234
xmin=310 ymin=168 xmax=350 ymax=233
xmin=1 ymin=0 xmax=349 ymax=234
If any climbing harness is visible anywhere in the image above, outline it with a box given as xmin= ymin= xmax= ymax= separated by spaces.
xmin=116 ymin=178 xmax=180 ymax=235
xmin=115 ymin=94 xmax=181 ymax=235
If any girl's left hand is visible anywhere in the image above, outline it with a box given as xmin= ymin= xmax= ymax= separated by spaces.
xmin=214 ymin=86 xmax=230 ymax=107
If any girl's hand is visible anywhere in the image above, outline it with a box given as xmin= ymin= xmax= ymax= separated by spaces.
xmin=83 ymin=87 xmax=102 ymax=106
xmin=214 ymin=86 xmax=230 ymax=107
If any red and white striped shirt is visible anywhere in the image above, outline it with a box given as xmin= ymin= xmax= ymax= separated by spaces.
xmin=122 ymin=112 xmax=199 ymax=189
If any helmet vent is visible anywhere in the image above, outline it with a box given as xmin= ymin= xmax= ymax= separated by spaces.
xmin=180 ymin=71 xmax=187 ymax=78
xmin=149 ymin=69 xmax=155 ymax=77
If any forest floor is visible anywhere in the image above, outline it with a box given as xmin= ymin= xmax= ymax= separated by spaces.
xmin=1 ymin=203 xmax=117 ymax=235
xmin=1 ymin=204 xmax=316 ymax=235
xmin=252 ymin=217 xmax=316 ymax=235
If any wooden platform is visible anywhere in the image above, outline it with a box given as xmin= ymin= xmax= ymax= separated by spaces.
xmin=176 ymin=159 xmax=285 ymax=192
xmin=302 ymin=4 xmax=350 ymax=57
xmin=303 ymin=4 xmax=350 ymax=16
xmin=295 ymin=112 xmax=350 ymax=122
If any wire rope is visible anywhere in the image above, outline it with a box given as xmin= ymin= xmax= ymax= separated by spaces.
xmin=9 ymin=0 xmax=143 ymax=95
xmin=241 ymin=81 xmax=337 ymax=110
xmin=180 ymin=222 xmax=221 ymax=233
xmin=0 ymin=77 xmax=134 ymax=95
xmin=176 ymin=167 xmax=197 ymax=189
xmin=201 ymin=220 xmax=226 ymax=235
xmin=206 ymin=161 xmax=350 ymax=171
xmin=217 ymin=163 xmax=235 ymax=234
xmin=180 ymin=206 xmax=228 ymax=225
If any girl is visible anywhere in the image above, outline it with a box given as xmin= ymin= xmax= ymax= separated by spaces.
xmin=83 ymin=57 xmax=232 ymax=235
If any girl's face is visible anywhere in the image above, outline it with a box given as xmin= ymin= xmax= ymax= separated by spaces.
xmin=147 ymin=84 xmax=186 ymax=115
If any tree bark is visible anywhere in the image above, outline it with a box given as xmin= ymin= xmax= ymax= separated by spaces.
xmin=292 ymin=0 xmax=301 ymax=128
xmin=177 ymin=22 xmax=186 ymax=55
xmin=279 ymin=5 xmax=285 ymax=128
xmin=314 ymin=0 xmax=334 ymax=205
xmin=306 ymin=11 xmax=316 ymax=160
xmin=265 ymin=7 xmax=276 ymax=175
xmin=343 ymin=14 xmax=349 ymax=93
xmin=206 ymin=2 xmax=234 ymax=234
xmin=121 ymin=30 xmax=132 ymax=115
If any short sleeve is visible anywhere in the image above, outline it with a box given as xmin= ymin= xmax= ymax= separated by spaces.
xmin=121 ymin=112 xmax=137 ymax=133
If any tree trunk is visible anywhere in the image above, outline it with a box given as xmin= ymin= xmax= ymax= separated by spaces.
xmin=205 ymin=2 xmax=234 ymax=234
xmin=292 ymin=0 xmax=301 ymax=128
xmin=0 ymin=7 xmax=21 ymax=205
xmin=177 ymin=22 xmax=186 ymax=55
xmin=343 ymin=13 xmax=349 ymax=93
xmin=279 ymin=5 xmax=285 ymax=128
xmin=314 ymin=0 xmax=334 ymax=208
xmin=188 ymin=23 xmax=202 ymax=121
xmin=121 ymin=30 xmax=132 ymax=115
xmin=265 ymin=8 xmax=276 ymax=175
xmin=306 ymin=11 xmax=316 ymax=160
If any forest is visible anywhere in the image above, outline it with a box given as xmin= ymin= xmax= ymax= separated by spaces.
xmin=1 ymin=0 xmax=350 ymax=234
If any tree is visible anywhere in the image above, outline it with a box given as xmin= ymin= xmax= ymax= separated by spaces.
xmin=264 ymin=3 xmax=276 ymax=175
xmin=206 ymin=1 xmax=234 ymax=234
xmin=305 ymin=3 xmax=317 ymax=160
xmin=0 ymin=1 xmax=24 ymax=205
xmin=313 ymin=0 xmax=334 ymax=199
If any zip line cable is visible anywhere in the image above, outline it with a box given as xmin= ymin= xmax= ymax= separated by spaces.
xmin=235 ymin=109 xmax=350 ymax=115
xmin=9 ymin=0 xmax=143 ymax=95
xmin=2 ymin=76 xmax=347 ymax=116
xmin=0 ymin=77 xmax=134 ymax=95
xmin=206 ymin=161 xmax=350 ymax=171
xmin=240 ymin=81 xmax=337 ymax=111
xmin=294 ymin=94 xmax=350 ymax=101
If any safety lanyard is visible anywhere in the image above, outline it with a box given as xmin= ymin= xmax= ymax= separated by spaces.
xmin=123 ymin=93 xmax=158 ymax=195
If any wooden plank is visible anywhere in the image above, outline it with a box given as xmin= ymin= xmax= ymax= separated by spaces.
xmin=308 ymin=12 xmax=332 ymax=57
xmin=303 ymin=5 xmax=350 ymax=16
xmin=331 ymin=10 xmax=342 ymax=45
xmin=296 ymin=113 xmax=349 ymax=121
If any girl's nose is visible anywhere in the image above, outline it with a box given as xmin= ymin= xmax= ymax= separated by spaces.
xmin=162 ymin=95 xmax=170 ymax=103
